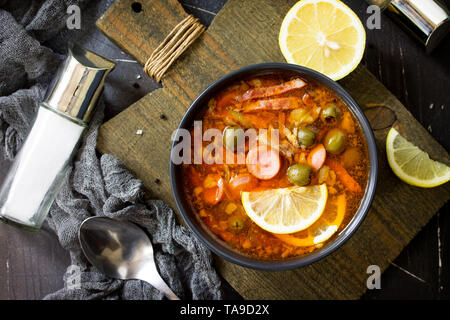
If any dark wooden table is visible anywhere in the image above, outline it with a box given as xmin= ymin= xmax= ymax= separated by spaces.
xmin=0 ymin=0 xmax=449 ymax=299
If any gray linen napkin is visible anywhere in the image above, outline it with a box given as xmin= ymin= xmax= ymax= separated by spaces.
xmin=0 ymin=0 xmax=222 ymax=300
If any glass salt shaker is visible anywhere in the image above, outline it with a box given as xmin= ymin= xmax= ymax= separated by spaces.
xmin=365 ymin=0 xmax=450 ymax=52
xmin=0 ymin=43 xmax=115 ymax=229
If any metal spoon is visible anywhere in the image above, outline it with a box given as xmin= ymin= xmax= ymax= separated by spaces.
xmin=78 ymin=216 xmax=180 ymax=300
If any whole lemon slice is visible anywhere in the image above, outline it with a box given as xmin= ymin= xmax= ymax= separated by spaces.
xmin=279 ymin=0 xmax=366 ymax=80
xmin=275 ymin=194 xmax=346 ymax=246
xmin=386 ymin=128 xmax=450 ymax=188
xmin=241 ymin=184 xmax=327 ymax=234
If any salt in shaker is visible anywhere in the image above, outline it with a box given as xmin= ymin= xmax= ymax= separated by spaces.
xmin=0 ymin=43 xmax=115 ymax=229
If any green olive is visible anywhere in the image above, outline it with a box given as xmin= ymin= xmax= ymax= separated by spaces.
xmin=230 ymin=217 xmax=245 ymax=231
xmin=297 ymin=128 xmax=316 ymax=147
xmin=322 ymin=103 xmax=341 ymax=121
xmin=223 ymin=126 xmax=244 ymax=150
xmin=287 ymin=164 xmax=312 ymax=186
xmin=323 ymin=128 xmax=346 ymax=154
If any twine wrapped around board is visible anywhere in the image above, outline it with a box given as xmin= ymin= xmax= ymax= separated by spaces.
xmin=144 ymin=15 xmax=205 ymax=82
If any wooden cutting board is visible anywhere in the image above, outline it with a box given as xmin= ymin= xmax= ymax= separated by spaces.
xmin=96 ymin=0 xmax=450 ymax=299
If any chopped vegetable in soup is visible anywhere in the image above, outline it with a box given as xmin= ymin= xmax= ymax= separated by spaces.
xmin=182 ymin=74 xmax=369 ymax=260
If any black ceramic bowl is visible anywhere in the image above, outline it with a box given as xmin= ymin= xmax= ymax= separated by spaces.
xmin=170 ymin=63 xmax=378 ymax=270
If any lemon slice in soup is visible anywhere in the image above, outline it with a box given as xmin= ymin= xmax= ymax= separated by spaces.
xmin=241 ymin=185 xmax=328 ymax=234
xmin=275 ymin=194 xmax=346 ymax=246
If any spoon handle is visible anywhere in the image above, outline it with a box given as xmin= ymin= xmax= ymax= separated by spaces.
xmin=140 ymin=271 xmax=180 ymax=300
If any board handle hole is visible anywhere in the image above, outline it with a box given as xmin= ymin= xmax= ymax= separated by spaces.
xmin=131 ymin=2 xmax=142 ymax=13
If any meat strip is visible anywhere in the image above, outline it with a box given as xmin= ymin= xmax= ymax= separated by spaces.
xmin=236 ymin=78 xmax=306 ymax=102
xmin=241 ymin=97 xmax=300 ymax=113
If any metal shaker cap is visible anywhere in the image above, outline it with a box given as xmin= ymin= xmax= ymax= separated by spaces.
xmin=386 ymin=0 xmax=450 ymax=53
xmin=44 ymin=43 xmax=115 ymax=123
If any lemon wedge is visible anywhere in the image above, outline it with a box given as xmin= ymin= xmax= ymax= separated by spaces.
xmin=241 ymin=184 xmax=328 ymax=234
xmin=279 ymin=0 xmax=366 ymax=80
xmin=386 ymin=128 xmax=450 ymax=188
xmin=275 ymin=194 xmax=346 ymax=246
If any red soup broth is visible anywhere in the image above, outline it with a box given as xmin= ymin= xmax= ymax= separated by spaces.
xmin=181 ymin=74 xmax=369 ymax=261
